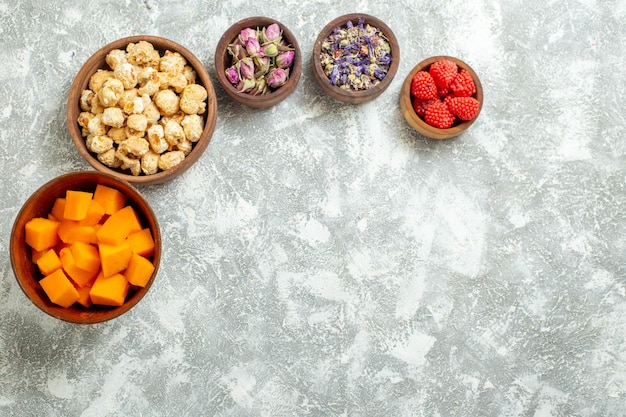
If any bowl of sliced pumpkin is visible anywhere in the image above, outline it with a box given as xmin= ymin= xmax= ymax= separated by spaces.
xmin=10 ymin=171 xmax=161 ymax=324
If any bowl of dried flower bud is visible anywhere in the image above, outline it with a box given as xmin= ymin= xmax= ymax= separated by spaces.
xmin=312 ymin=13 xmax=400 ymax=105
xmin=400 ymin=56 xmax=483 ymax=140
xmin=67 ymin=35 xmax=218 ymax=185
xmin=214 ymin=16 xmax=302 ymax=109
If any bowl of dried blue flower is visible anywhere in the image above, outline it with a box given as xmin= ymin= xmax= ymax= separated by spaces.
xmin=215 ymin=16 xmax=302 ymax=109
xmin=312 ymin=13 xmax=400 ymax=105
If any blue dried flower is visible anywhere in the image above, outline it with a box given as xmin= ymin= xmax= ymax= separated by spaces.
xmin=374 ymin=68 xmax=386 ymax=80
xmin=329 ymin=65 xmax=339 ymax=85
xmin=378 ymin=54 xmax=392 ymax=66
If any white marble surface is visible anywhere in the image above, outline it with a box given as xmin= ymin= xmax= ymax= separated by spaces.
xmin=1 ymin=1 xmax=625 ymax=416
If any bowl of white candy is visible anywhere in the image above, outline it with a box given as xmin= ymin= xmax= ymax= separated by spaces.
xmin=67 ymin=36 xmax=218 ymax=185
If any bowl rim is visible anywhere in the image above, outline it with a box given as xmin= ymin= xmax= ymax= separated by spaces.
xmin=67 ymin=35 xmax=218 ymax=185
xmin=9 ymin=170 xmax=162 ymax=324
xmin=311 ymin=13 xmax=401 ymax=104
xmin=214 ymin=16 xmax=303 ymax=109
xmin=400 ymin=55 xmax=483 ymax=139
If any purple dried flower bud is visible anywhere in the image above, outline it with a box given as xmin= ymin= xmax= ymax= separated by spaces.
xmin=227 ymin=42 xmax=247 ymax=62
xmin=276 ymin=50 xmax=294 ymax=69
xmin=250 ymin=78 xmax=268 ymax=95
xmin=245 ymin=37 xmax=261 ymax=56
xmin=239 ymin=27 xmax=257 ymax=44
xmin=260 ymin=43 xmax=279 ymax=58
xmin=225 ymin=66 xmax=240 ymax=85
xmin=238 ymin=57 xmax=255 ymax=79
xmin=277 ymin=39 xmax=293 ymax=52
xmin=237 ymin=77 xmax=256 ymax=93
xmin=267 ymin=67 xmax=288 ymax=88
xmin=254 ymin=56 xmax=270 ymax=75
xmin=263 ymin=23 xmax=281 ymax=43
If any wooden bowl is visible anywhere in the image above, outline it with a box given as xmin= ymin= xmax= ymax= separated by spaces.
xmin=311 ymin=13 xmax=400 ymax=104
xmin=214 ymin=16 xmax=302 ymax=109
xmin=400 ymin=56 xmax=483 ymax=140
xmin=10 ymin=171 xmax=162 ymax=324
xmin=67 ymin=35 xmax=218 ymax=185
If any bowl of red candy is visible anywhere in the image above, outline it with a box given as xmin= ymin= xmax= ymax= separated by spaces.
xmin=400 ymin=56 xmax=483 ymax=139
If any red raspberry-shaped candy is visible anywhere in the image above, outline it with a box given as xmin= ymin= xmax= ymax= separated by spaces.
xmin=446 ymin=96 xmax=480 ymax=121
xmin=429 ymin=59 xmax=458 ymax=89
xmin=410 ymin=71 xmax=438 ymax=100
xmin=449 ymin=69 xmax=476 ymax=97
xmin=424 ymin=101 xmax=456 ymax=128
xmin=412 ymin=97 xmax=438 ymax=117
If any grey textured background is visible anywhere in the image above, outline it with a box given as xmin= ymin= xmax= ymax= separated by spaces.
xmin=1 ymin=0 xmax=625 ymax=416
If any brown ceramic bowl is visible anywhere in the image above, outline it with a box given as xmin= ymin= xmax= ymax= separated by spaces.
xmin=67 ymin=35 xmax=217 ymax=185
xmin=400 ymin=56 xmax=483 ymax=140
xmin=311 ymin=13 xmax=400 ymax=104
xmin=214 ymin=16 xmax=302 ymax=109
xmin=10 ymin=171 xmax=162 ymax=324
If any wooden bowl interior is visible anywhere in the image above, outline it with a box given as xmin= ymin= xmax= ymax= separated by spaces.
xmin=311 ymin=13 xmax=400 ymax=105
xmin=10 ymin=171 xmax=161 ymax=324
xmin=214 ymin=16 xmax=302 ymax=109
xmin=400 ymin=56 xmax=483 ymax=140
xmin=67 ymin=36 xmax=217 ymax=185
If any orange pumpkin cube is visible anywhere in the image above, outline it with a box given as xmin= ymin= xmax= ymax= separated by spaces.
xmin=63 ymin=190 xmax=93 ymax=221
xmin=125 ymin=253 xmax=155 ymax=287
xmin=39 ymin=269 xmax=80 ymax=308
xmin=50 ymin=198 xmax=66 ymax=221
xmin=96 ymin=205 xmax=142 ymax=246
xmin=93 ymin=184 xmax=127 ymax=215
xmin=78 ymin=199 xmax=105 ymax=227
xmin=69 ymin=241 xmax=101 ymax=273
xmin=75 ymin=285 xmax=93 ymax=308
xmin=126 ymin=228 xmax=155 ymax=257
xmin=99 ymin=241 xmax=132 ymax=277
xmin=89 ymin=272 xmax=130 ymax=306
xmin=36 ymin=248 xmax=62 ymax=276
xmin=57 ymin=219 xmax=79 ymax=244
xmin=58 ymin=219 xmax=96 ymax=244
xmin=59 ymin=247 xmax=98 ymax=288
xmin=25 ymin=217 xmax=60 ymax=252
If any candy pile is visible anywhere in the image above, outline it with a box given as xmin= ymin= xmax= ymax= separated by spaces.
xmin=410 ymin=59 xmax=480 ymax=129
xmin=77 ymin=41 xmax=208 ymax=176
